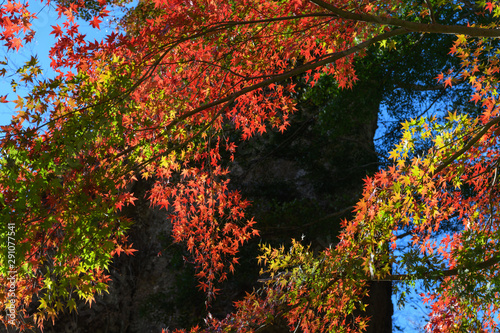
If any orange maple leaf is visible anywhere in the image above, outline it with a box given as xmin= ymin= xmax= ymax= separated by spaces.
xmin=9 ymin=38 xmax=22 ymax=51
xmin=444 ymin=77 xmax=453 ymax=88
xmin=470 ymin=93 xmax=481 ymax=104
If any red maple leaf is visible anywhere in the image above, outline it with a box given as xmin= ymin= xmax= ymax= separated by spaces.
xmin=90 ymin=16 xmax=102 ymax=29
xmin=486 ymin=2 xmax=494 ymax=13
xmin=99 ymin=7 xmax=110 ymax=17
xmin=5 ymin=1 xmax=21 ymax=13
xmin=50 ymin=25 xmax=63 ymax=38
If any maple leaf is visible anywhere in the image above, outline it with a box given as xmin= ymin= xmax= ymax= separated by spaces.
xmin=443 ymin=77 xmax=453 ymax=88
xmin=242 ymin=127 xmax=252 ymax=139
xmin=364 ymin=3 xmax=374 ymax=12
xmin=5 ymin=1 xmax=21 ymax=13
xmin=99 ymin=7 xmax=111 ymax=17
xmin=181 ymin=168 xmax=190 ymax=179
xmin=110 ymin=244 xmax=123 ymax=257
xmin=13 ymin=94 xmax=23 ymax=109
xmin=124 ymin=244 xmax=138 ymax=256
xmin=90 ymin=17 xmax=102 ymax=29
xmin=65 ymin=71 xmax=74 ymax=80
xmin=9 ymin=38 xmax=22 ymax=51
xmin=115 ymin=200 xmax=125 ymax=211
xmin=486 ymin=2 xmax=494 ymax=13
xmin=50 ymin=25 xmax=63 ymax=38
xmin=470 ymin=93 xmax=481 ymax=104
xmin=105 ymin=31 xmax=118 ymax=44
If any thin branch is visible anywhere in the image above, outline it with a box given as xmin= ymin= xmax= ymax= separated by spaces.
xmin=395 ymin=82 xmax=445 ymax=91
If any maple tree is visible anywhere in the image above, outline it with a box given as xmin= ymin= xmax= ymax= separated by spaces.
xmin=2 ymin=0 xmax=500 ymax=331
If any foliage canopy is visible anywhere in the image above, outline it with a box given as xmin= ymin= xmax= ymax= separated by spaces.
xmin=1 ymin=0 xmax=500 ymax=332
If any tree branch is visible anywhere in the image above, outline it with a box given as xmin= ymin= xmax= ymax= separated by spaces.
xmin=310 ymin=0 xmax=500 ymax=37
xmin=433 ymin=116 xmax=500 ymax=175
xmin=117 ymin=28 xmax=408 ymax=166
xmin=382 ymin=253 xmax=500 ymax=281
xmin=169 ymin=28 xmax=408 ymax=123
xmin=394 ymin=82 xmax=446 ymax=91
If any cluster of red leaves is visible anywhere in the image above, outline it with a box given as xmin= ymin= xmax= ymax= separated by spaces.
xmin=424 ymin=296 xmax=460 ymax=333
xmin=149 ymin=164 xmax=259 ymax=296
xmin=0 ymin=1 xmax=36 ymax=51
xmin=158 ymin=2 xmax=500 ymax=330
